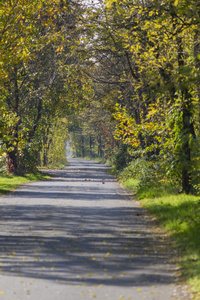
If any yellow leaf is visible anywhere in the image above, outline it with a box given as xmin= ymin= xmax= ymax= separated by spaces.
xmin=121 ymin=272 xmax=127 ymax=275
xmin=137 ymin=289 xmax=141 ymax=292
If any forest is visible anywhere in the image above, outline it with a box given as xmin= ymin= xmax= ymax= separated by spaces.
xmin=0 ymin=0 xmax=200 ymax=195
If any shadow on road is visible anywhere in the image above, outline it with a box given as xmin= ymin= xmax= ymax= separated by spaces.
xmin=0 ymin=159 xmax=177 ymax=288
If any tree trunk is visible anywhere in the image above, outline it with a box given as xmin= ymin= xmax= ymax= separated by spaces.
xmin=176 ymin=37 xmax=194 ymax=194
xmin=42 ymin=133 xmax=49 ymax=167
xmin=98 ymin=135 xmax=104 ymax=158
xmin=194 ymin=29 xmax=200 ymax=135
xmin=181 ymin=91 xmax=192 ymax=194
xmin=81 ymin=135 xmax=85 ymax=157
xmin=6 ymin=143 xmax=18 ymax=174
xmin=43 ymin=149 xmax=48 ymax=167
xmin=6 ymin=67 xmax=20 ymax=174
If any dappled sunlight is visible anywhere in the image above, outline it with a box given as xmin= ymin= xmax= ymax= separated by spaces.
xmin=0 ymin=159 xmax=190 ymax=299
xmin=0 ymin=205 xmax=175 ymax=286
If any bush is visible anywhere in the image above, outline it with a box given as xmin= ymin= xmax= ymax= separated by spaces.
xmin=113 ymin=144 xmax=132 ymax=171
xmin=0 ymin=154 xmax=7 ymax=172
xmin=120 ymin=156 xmax=181 ymax=198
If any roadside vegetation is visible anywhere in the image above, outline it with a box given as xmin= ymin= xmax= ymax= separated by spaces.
xmin=0 ymin=172 xmax=50 ymax=196
xmin=140 ymin=193 xmax=200 ymax=298
xmin=39 ymin=162 xmax=67 ymax=170
xmin=116 ymin=160 xmax=200 ymax=299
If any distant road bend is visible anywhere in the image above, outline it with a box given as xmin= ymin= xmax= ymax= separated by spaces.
xmin=0 ymin=158 xmax=191 ymax=299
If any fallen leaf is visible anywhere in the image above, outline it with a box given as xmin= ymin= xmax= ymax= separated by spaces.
xmin=121 ymin=272 xmax=127 ymax=275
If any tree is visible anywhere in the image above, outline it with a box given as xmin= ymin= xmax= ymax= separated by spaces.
xmin=40 ymin=117 xmax=68 ymax=167
xmin=0 ymin=0 xmax=84 ymax=174
xmin=78 ymin=0 xmax=200 ymax=193
xmin=68 ymin=99 xmax=118 ymax=161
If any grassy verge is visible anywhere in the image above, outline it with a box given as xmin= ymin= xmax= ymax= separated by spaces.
xmin=120 ymin=177 xmax=200 ymax=299
xmin=141 ymin=194 xmax=200 ymax=298
xmin=0 ymin=172 xmax=51 ymax=196
xmin=119 ymin=177 xmax=139 ymax=191
xmin=77 ymin=155 xmax=112 ymax=166
xmin=39 ymin=162 xmax=67 ymax=170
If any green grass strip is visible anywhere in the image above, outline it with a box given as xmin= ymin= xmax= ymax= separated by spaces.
xmin=120 ymin=177 xmax=200 ymax=299
xmin=140 ymin=194 xmax=200 ymax=298
xmin=0 ymin=172 xmax=51 ymax=196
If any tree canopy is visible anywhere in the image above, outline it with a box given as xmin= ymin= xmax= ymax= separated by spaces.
xmin=0 ymin=0 xmax=200 ymax=193
xmin=74 ymin=0 xmax=200 ymax=194
xmin=0 ymin=0 xmax=86 ymax=173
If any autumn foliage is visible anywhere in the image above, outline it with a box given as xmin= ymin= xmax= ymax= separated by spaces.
xmin=74 ymin=0 xmax=200 ymax=194
xmin=0 ymin=0 xmax=200 ymax=193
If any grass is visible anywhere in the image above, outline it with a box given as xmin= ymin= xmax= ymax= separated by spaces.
xmin=136 ymin=182 xmax=178 ymax=199
xmin=78 ymin=155 xmax=112 ymax=166
xmin=39 ymin=162 xmax=67 ymax=170
xmin=120 ymin=177 xmax=200 ymax=299
xmin=119 ymin=177 xmax=139 ymax=191
xmin=0 ymin=172 xmax=51 ymax=196
xmin=141 ymin=194 xmax=200 ymax=298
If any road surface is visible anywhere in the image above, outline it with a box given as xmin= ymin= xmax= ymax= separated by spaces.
xmin=0 ymin=158 xmax=191 ymax=299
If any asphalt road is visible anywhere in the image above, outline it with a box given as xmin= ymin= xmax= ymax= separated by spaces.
xmin=0 ymin=158 xmax=191 ymax=300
